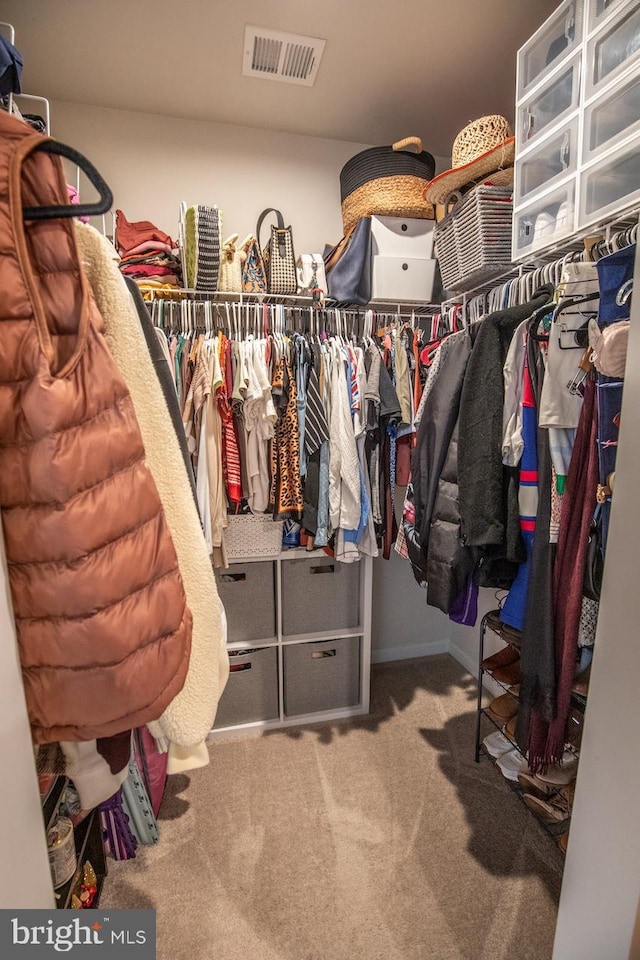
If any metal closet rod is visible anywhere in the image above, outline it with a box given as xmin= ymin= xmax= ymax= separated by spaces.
xmin=138 ymin=287 xmax=434 ymax=321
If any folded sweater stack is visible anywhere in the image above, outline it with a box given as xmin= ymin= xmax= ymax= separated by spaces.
xmin=116 ymin=208 xmax=183 ymax=289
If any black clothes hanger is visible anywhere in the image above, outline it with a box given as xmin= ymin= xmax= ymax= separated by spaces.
xmin=22 ymin=140 xmax=113 ymax=221
xmin=528 ymin=302 xmax=556 ymax=343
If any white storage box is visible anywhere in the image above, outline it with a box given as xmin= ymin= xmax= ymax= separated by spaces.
xmin=283 ymin=637 xmax=361 ymax=717
xmin=371 ymin=215 xmax=434 ymax=258
xmin=517 ymin=52 xmax=582 ymax=150
xmin=579 ymin=133 xmax=640 ymax=227
xmin=588 ymin=0 xmax=627 ymax=32
xmin=516 ymin=116 xmax=579 ymax=205
xmin=517 ymin=0 xmax=583 ymax=101
xmin=583 ymin=64 xmax=640 ymax=163
xmin=213 ymin=647 xmax=279 ymax=728
xmin=586 ymin=0 xmax=640 ymax=98
xmin=513 ymin=179 xmax=576 ymax=259
xmin=371 ymin=257 xmax=436 ymax=302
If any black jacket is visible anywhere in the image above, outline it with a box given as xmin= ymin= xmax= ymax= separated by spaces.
xmin=457 ymin=286 xmax=554 ymax=551
xmin=426 ymin=416 xmax=475 ymax=613
xmin=412 ymin=330 xmax=473 ymax=560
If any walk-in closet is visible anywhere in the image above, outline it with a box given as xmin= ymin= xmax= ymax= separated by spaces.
xmin=1 ymin=2 xmax=639 ymax=959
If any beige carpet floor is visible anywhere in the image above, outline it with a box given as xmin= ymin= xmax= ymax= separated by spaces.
xmin=102 ymin=654 xmax=564 ymax=960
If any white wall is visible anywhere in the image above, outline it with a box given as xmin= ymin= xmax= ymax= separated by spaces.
xmin=371 ymin=552 xmax=450 ymax=662
xmin=0 ymin=534 xmax=55 ymax=908
xmin=552 ymin=245 xmax=640 ymax=960
xmin=51 ymin=100 xmax=447 ymax=258
xmin=50 ymin=101 xmax=372 ymax=254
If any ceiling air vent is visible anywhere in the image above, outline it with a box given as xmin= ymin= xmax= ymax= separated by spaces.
xmin=242 ymin=26 xmax=326 ymax=86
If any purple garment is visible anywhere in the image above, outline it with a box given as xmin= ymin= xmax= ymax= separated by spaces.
xmin=448 ymin=574 xmax=478 ymax=626
xmin=99 ymin=789 xmax=138 ymax=861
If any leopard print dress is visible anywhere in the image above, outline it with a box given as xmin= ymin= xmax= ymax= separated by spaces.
xmin=269 ymin=355 xmax=304 ymax=520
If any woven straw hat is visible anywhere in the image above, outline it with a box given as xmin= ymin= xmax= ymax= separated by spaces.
xmin=422 ymin=115 xmax=515 ymax=205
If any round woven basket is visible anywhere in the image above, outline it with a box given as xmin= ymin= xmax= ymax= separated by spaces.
xmin=340 ymin=137 xmax=436 ymax=233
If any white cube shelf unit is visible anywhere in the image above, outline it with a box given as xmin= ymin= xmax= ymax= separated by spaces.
xmin=209 ymin=549 xmax=372 ymax=737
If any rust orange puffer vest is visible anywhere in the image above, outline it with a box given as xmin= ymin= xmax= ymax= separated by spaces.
xmin=0 ymin=112 xmax=192 ymax=744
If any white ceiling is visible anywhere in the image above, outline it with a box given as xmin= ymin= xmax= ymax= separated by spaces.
xmin=3 ymin=0 xmax=558 ymax=156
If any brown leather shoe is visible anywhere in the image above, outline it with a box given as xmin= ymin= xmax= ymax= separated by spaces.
xmin=487 ymin=693 xmax=519 ymax=722
xmin=518 ymin=771 xmax=553 ymax=799
xmin=522 ymin=781 xmax=575 ymax=824
xmin=481 ymin=645 xmax=520 ymax=672
xmin=504 ymin=714 xmax=518 ymax=742
xmin=556 ymin=830 xmax=569 ymax=854
xmin=492 ymin=659 xmax=522 ymax=685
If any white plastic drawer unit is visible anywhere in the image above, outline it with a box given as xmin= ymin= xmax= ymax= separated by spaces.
xmin=586 ymin=0 xmax=640 ymax=98
xmin=513 ymin=180 xmax=576 ymax=259
xmin=515 ymin=116 xmax=579 ymax=205
xmin=583 ymin=65 xmax=640 ymax=161
xmin=371 ymin=256 xmax=437 ymax=302
xmin=281 ymin=556 xmax=360 ymax=637
xmin=517 ymin=0 xmax=583 ymax=101
xmin=213 ymin=647 xmax=279 ymax=729
xmin=215 ymin=561 xmax=276 ymax=644
xmin=588 ymin=0 xmax=629 ymax=32
xmin=283 ymin=637 xmax=361 ymax=717
xmin=579 ymin=135 xmax=640 ymax=226
xmin=371 ymin=215 xmax=434 ymax=258
xmin=517 ymin=53 xmax=582 ymax=150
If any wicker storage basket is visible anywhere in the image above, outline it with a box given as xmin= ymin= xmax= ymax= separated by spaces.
xmin=224 ymin=514 xmax=284 ymax=560
xmin=433 ymin=185 xmax=513 ymax=293
xmin=340 ymin=137 xmax=436 ymax=234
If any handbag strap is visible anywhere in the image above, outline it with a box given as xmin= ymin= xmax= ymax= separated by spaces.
xmin=323 ymin=223 xmax=357 ymax=274
xmin=256 ymin=208 xmax=286 ymax=257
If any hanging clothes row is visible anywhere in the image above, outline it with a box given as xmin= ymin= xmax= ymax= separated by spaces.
xmin=398 ymin=237 xmax=636 ymax=771
xmin=147 ymin=296 xmax=451 ymax=566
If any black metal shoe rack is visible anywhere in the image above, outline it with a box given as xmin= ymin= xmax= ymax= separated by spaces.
xmin=474 ymin=609 xmax=586 ymax=848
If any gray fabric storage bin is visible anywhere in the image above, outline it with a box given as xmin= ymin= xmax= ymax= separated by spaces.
xmin=281 ymin=558 xmax=360 ymax=636
xmin=215 ymin=562 xmax=276 ymax=643
xmin=283 ymin=637 xmax=361 ymax=717
xmin=213 ymin=647 xmax=279 ymax=728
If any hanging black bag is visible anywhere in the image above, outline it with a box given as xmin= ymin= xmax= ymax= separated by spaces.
xmin=583 ymin=504 xmax=604 ymax=602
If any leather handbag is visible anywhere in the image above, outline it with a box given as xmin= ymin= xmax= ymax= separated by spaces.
xmin=323 ymin=216 xmax=372 ymax=305
xmin=256 ymin=208 xmax=297 ymax=295
xmin=242 ymin=235 xmax=267 ymax=294
xmin=583 ymin=504 xmax=604 ymax=602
